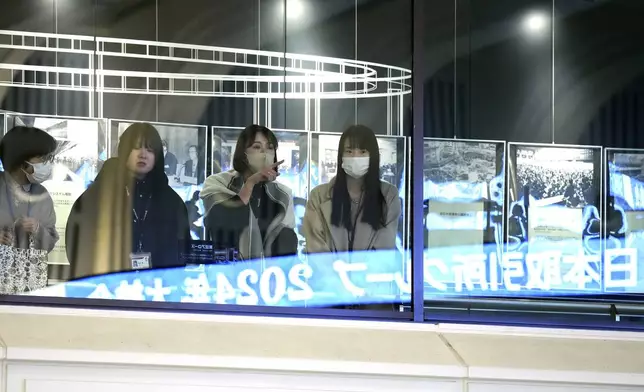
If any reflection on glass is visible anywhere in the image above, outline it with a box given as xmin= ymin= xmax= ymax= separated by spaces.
xmin=507 ymin=144 xmax=602 ymax=292
xmin=0 ymin=0 xmax=413 ymax=311
xmin=606 ymin=149 xmax=644 ymax=293
xmin=423 ymin=139 xmax=505 ymax=297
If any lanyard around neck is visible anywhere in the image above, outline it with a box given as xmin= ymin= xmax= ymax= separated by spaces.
xmin=125 ymin=186 xmax=152 ymax=224
xmin=126 ymin=185 xmax=153 ymax=252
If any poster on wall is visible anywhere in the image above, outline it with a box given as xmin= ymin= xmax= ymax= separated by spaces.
xmin=424 ymin=139 xmax=504 ymax=246
xmin=5 ymin=114 xmax=108 ymax=267
xmin=421 ymin=139 xmax=505 ymax=294
xmin=212 ymin=127 xmax=310 ymax=257
xmin=507 ymin=143 xmax=602 ymax=292
xmin=110 ymin=120 xmax=208 ymax=240
xmin=605 ymin=148 xmax=644 ymax=293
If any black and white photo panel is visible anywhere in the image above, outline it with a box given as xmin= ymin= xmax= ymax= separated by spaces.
xmin=4 ymin=114 xmax=108 ymax=267
xmin=605 ymin=148 xmax=644 ymax=292
xmin=110 ymin=120 xmax=208 ymax=240
xmin=507 ymin=143 xmax=602 ymax=257
xmin=423 ymin=139 xmax=505 ymax=254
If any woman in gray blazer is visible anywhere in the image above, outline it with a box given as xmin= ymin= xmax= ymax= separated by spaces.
xmin=0 ymin=126 xmax=58 ymax=252
xmin=303 ymin=125 xmax=401 ymax=254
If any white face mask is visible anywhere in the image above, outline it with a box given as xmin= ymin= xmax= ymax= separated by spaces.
xmin=24 ymin=162 xmax=52 ymax=184
xmin=246 ymin=152 xmax=275 ymax=172
xmin=342 ymin=157 xmax=370 ymax=179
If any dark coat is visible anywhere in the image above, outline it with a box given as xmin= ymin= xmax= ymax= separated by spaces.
xmin=65 ymin=158 xmax=190 ymax=280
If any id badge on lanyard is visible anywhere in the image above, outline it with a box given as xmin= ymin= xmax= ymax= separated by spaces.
xmin=130 ymin=252 xmax=152 ymax=270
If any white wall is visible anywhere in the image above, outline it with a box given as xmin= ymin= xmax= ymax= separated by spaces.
xmin=5 ymin=364 xmax=461 ymax=392
xmin=2 ymin=306 xmax=644 ymax=392
xmin=468 ymin=382 xmax=643 ymax=392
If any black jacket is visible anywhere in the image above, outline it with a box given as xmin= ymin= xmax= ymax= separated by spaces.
xmin=65 ymin=158 xmax=190 ymax=280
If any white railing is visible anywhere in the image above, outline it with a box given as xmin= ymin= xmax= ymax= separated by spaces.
xmin=0 ymin=30 xmax=412 ymax=100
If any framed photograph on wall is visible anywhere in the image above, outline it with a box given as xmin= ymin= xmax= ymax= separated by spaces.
xmin=604 ymin=148 xmax=644 ymax=293
xmin=4 ymin=114 xmax=108 ymax=273
xmin=110 ymin=120 xmax=208 ymax=240
xmin=423 ymin=139 xmax=505 ymax=249
xmin=507 ymin=143 xmax=603 ymax=292
xmin=422 ymin=138 xmax=505 ymax=295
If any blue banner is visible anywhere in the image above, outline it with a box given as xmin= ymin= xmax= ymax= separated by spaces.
xmin=30 ymin=241 xmax=639 ymax=306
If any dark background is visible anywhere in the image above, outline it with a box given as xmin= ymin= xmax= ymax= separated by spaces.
xmin=0 ymin=0 xmax=412 ymax=136
xmin=1 ymin=0 xmax=642 ymax=147
xmin=424 ymin=0 xmax=644 ymax=148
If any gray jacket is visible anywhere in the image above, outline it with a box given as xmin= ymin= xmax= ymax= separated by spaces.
xmin=0 ymin=172 xmax=58 ymax=252
xmin=303 ymin=178 xmax=401 ymax=253
xmin=201 ymin=170 xmax=295 ymax=260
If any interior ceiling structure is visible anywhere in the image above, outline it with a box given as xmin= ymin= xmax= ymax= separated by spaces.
xmin=0 ymin=0 xmax=643 ymax=144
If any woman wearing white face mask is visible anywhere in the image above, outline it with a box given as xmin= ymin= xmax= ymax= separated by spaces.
xmin=201 ymin=125 xmax=297 ymax=260
xmin=0 ymin=126 xmax=59 ymax=252
xmin=303 ymin=125 xmax=401 ymax=254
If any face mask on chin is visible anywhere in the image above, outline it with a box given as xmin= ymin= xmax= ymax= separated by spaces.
xmin=23 ymin=161 xmax=53 ymax=184
xmin=342 ymin=156 xmax=370 ymax=179
xmin=246 ymin=152 xmax=275 ymax=172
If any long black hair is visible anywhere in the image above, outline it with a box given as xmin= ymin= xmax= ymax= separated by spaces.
xmin=330 ymin=125 xmax=387 ymax=231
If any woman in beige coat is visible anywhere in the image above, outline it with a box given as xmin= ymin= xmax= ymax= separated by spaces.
xmin=303 ymin=125 xmax=401 ymax=254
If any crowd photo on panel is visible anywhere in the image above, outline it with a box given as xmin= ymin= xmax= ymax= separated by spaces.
xmin=516 ymin=161 xmax=595 ymax=208
xmin=0 ymin=120 xmax=403 ymax=294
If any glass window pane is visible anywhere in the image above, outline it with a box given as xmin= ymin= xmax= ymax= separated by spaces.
xmin=420 ymin=0 xmax=644 ymax=324
xmin=0 ymin=0 xmax=412 ymax=314
xmin=422 ymin=0 xmax=556 ymax=313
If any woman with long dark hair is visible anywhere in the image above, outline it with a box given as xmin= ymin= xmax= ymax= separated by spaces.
xmin=303 ymin=125 xmax=400 ymax=253
xmin=65 ymin=123 xmax=190 ymax=280
xmin=201 ymin=124 xmax=297 ymax=260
